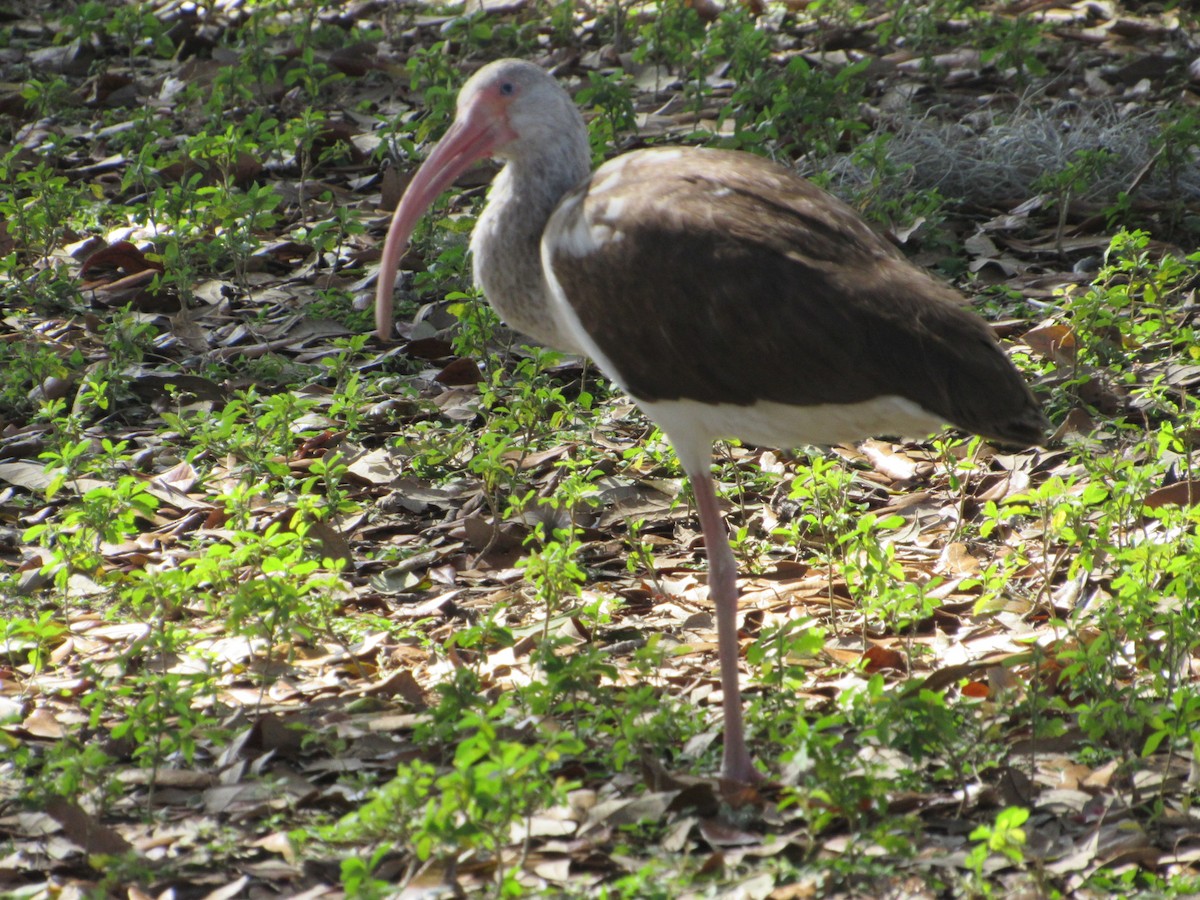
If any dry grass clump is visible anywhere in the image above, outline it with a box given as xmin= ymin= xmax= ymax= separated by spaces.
xmin=825 ymin=99 xmax=1200 ymax=208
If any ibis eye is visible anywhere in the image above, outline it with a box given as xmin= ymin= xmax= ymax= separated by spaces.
xmin=499 ymin=81 xmax=515 ymax=96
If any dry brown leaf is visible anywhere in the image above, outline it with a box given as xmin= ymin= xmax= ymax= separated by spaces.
xmin=862 ymin=644 xmax=906 ymax=673
xmin=1144 ymin=480 xmax=1200 ymax=509
xmin=1022 ymin=320 xmax=1079 ymax=365
xmin=21 ymin=707 xmax=65 ymax=738
xmin=937 ymin=542 xmax=981 ymax=576
xmin=43 ymin=797 xmax=135 ymax=857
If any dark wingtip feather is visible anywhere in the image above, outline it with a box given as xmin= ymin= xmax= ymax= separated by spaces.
xmin=980 ymin=399 xmax=1050 ymax=450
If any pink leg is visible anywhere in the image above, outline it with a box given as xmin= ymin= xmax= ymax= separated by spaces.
xmin=691 ymin=469 xmax=764 ymax=784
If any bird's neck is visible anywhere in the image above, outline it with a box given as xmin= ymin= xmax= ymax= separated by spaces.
xmin=471 ymin=143 xmax=590 ymax=352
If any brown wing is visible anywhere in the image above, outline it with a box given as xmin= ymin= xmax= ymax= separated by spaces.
xmin=547 ymin=148 xmax=1046 ymax=447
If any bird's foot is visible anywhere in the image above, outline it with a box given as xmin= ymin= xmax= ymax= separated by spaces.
xmin=720 ymin=754 xmax=768 ymax=785
xmin=723 ymin=767 xmax=767 ymax=786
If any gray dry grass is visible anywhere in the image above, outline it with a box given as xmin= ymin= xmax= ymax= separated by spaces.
xmin=827 ymin=99 xmax=1200 ymax=206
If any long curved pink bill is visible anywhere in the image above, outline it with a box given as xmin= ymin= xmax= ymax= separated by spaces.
xmin=374 ymin=103 xmax=501 ymax=342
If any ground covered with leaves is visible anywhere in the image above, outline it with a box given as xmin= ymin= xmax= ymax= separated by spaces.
xmin=2 ymin=0 xmax=1200 ymax=896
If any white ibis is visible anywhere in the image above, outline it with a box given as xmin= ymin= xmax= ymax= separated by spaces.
xmin=375 ymin=59 xmax=1047 ymax=783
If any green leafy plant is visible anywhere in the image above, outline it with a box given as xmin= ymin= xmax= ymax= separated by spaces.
xmin=966 ymin=807 xmax=1030 ymax=894
xmin=978 ymin=13 xmax=1048 ymax=86
xmin=577 ymin=69 xmax=638 ymax=161
xmin=720 ymin=54 xmax=870 ymax=159
xmin=1034 ymin=147 xmax=1118 ymax=256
